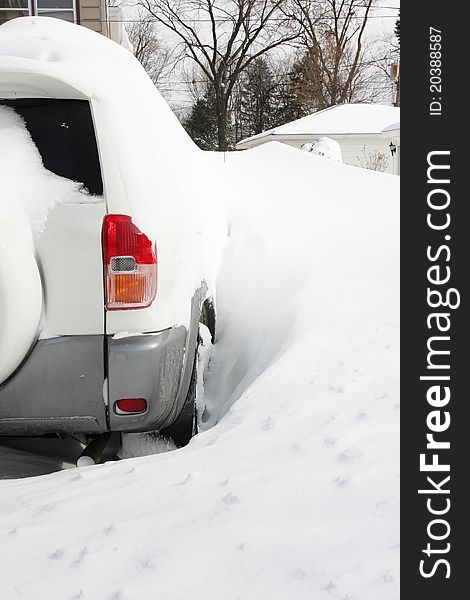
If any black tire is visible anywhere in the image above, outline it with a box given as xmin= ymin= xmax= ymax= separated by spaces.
xmin=200 ymin=298 xmax=216 ymax=342
xmin=159 ymin=351 xmax=198 ymax=448
xmin=158 ymin=298 xmax=215 ymax=448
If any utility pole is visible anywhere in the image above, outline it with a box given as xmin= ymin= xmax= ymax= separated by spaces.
xmin=391 ymin=62 xmax=400 ymax=107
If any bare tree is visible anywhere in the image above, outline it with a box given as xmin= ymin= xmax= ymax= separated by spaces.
xmin=106 ymin=2 xmax=172 ymax=84
xmin=126 ymin=9 xmax=173 ymax=85
xmin=368 ymin=32 xmax=400 ymax=106
xmin=285 ymin=0 xmax=378 ymax=109
xmin=137 ymin=0 xmax=302 ymax=150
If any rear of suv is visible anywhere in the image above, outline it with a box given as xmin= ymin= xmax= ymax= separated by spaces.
xmin=0 ymin=34 xmax=215 ymax=454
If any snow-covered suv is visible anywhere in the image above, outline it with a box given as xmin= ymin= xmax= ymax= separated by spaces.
xmin=0 ymin=19 xmax=219 ymax=457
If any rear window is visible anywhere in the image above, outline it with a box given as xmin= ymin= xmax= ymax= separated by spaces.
xmin=0 ymin=98 xmax=103 ymax=196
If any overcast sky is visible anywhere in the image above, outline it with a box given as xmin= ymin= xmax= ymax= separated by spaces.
xmin=369 ymin=0 xmax=400 ymax=36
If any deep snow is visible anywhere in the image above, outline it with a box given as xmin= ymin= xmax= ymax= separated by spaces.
xmin=0 ymin=142 xmax=399 ymax=600
xmin=0 ymin=18 xmax=399 ymax=600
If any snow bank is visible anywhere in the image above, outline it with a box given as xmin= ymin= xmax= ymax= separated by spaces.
xmin=301 ymin=136 xmax=343 ymax=162
xmin=0 ymin=141 xmax=399 ymax=599
xmin=0 ymin=105 xmax=98 ymax=239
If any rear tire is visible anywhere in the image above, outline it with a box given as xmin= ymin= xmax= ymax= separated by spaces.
xmin=159 ymin=349 xmax=198 ymax=448
xmin=123 ymin=298 xmax=216 ymax=452
xmin=200 ymin=298 xmax=216 ymax=342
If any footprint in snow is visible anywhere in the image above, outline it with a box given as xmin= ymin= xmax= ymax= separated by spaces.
xmin=380 ymin=570 xmax=395 ymax=584
xmin=323 ymin=437 xmax=337 ymax=447
xmin=291 ymin=569 xmax=310 ymax=581
xmin=73 ymin=547 xmax=88 ymax=565
xmin=337 ymin=447 xmax=362 ymax=464
xmin=332 ymin=476 xmax=349 ymax=487
xmin=263 ymin=417 xmax=274 ymax=430
xmin=321 ymin=415 xmax=336 ymax=428
xmin=329 ymin=384 xmax=345 ymax=394
xmin=140 ymin=555 xmax=155 ymax=569
xmin=103 ymin=524 xmax=115 ymax=535
xmin=322 ymin=580 xmax=336 ymax=592
xmin=178 ymin=473 xmax=192 ymax=485
xmin=376 ymin=498 xmax=390 ymax=509
xmin=49 ymin=547 xmax=65 ymax=560
xmin=221 ymin=492 xmax=238 ymax=505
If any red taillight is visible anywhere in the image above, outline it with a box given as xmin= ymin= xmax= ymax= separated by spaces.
xmin=102 ymin=214 xmax=157 ymax=310
xmin=115 ymin=398 xmax=148 ymax=414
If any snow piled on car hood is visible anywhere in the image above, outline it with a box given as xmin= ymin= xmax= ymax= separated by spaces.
xmin=0 ymin=132 xmax=399 ymax=600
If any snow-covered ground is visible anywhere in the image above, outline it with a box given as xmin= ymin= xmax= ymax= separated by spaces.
xmin=0 ymin=142 xmax=399 ymax=600
xmin=0 ymin=18 xmax=399 ymax=600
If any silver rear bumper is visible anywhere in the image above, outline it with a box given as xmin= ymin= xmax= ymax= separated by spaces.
xmin=0 ymin=327 xmax=189 ymax=436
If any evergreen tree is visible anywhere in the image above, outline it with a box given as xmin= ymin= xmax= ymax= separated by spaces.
xmin=275 ymin=60 xmax=311 ymax=124
xmin=239 ymin=58 xmax=278 ymax=135
xmin=183 ymin=90 xmax=218 ymax=151
xmin=394 ymin=12 xmax=400 ymax=47
xmin=183 ymin=86 xmax=233 ymax=151
xmin=232 ymin=57 xmax=304 ymax=142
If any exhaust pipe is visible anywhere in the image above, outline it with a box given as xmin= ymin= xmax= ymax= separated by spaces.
xmin=77 ymin=432 xmax=121 ymax=467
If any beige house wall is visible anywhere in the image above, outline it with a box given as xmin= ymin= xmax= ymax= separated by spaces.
xmin=0 ymin=2 xmax=130 ymax=46
xmin=78 ymin=0 xmax=108 ymax=36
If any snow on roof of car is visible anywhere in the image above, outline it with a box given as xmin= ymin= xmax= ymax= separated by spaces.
xmin=0 ymin=17 xmax=192 ymax=149
xmin=236 ymin=103 xmax=400 ymax=147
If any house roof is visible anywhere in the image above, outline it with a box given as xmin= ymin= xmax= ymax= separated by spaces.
xmin=236 ymin=103 xmax=400 ymax=148
xmin=381 ymin=122 xmax=400 ymax=136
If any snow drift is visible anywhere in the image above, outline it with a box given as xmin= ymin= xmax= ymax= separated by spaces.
xmin=0 ymin=142 xmax=399 ymax=600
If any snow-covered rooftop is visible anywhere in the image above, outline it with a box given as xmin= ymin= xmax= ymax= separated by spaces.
xmin=237 ymin=103 xmax=400 ymax=148
xmin=382 ymin=121 xmax=401 ymax=136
